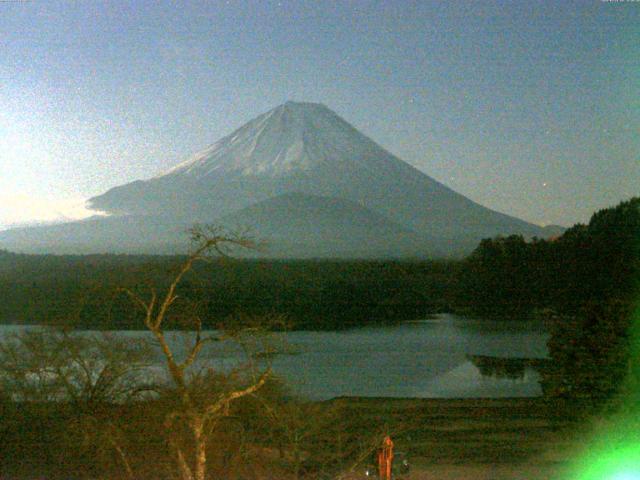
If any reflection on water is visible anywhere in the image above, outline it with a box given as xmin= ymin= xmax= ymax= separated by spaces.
xmin=467 ymin=355 xmax=551 ymax=381
xmin=261 ymin=314 xmax=550 ymax=399
xmin=0 ymin=314 xmax=549 ymax=400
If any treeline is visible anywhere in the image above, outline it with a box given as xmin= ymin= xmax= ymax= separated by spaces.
xmin=1 ymin=198 xmax=637 ymax=334
xmin=459 ymin=197 xmax=640 ymax=409
xmin=458 ymin=197 xmax=639 ymax=317
xmin=0 ymin=252 xmax=459 ymax=330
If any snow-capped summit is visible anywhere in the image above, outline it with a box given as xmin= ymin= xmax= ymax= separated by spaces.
xmin=158 ymin=101 xmax=394 ymax=179
xmin=0 ymin=102 xmax=558 ymax=257
xmin=87 ymin=101 xmax=450 ymax=223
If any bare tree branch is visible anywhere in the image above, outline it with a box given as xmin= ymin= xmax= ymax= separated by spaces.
xmin=117 ymin=225 xmax=271 ymax=480
xmin=206 ymin=369 xmax=271 ymax=419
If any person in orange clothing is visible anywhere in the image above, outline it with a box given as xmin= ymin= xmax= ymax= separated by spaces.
xmin=377 ymin=436 xmax=394 ymax=480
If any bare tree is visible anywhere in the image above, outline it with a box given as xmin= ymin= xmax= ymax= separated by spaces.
xmin=121 ymin=226 xmax=273 ymax=480
xmin=0 ymin=328 xmax=153 ymax=479
xmin=257 ymin=398 xmax=344 ymax=479
xmin=0 ymin=226 xmax=275 ymax=480
xmin=0 ymin=329 xmax=152 ymax=406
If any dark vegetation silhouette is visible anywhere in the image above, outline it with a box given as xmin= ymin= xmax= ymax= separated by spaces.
xmin=458 ymin=197 xmax=639 ymax=318
xmin=0 ymin=198 xmax=637 ymax=477
xmin=0 ymin=252 xmax=458 ymax=330
xmin=0 ymin=227 xmax=404 ymax=479
xmin=460 ymin=197 xmax=640 ymax=410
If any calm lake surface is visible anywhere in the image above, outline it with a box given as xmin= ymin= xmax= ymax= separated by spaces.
xmin=0 ymin=314 xmax=549 ymax=400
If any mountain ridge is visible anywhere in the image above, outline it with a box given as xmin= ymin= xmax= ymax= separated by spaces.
xmin=2 ymin=102 xmax=559 ymax=257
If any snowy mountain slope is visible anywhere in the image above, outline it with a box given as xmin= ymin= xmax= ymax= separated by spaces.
xmin=2 ymin=102 xmax=557 ymax=256
xmin=88 ymin=102 xmax=549 ymax=241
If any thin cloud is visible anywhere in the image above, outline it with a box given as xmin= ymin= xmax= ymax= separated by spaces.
xmin=0 ymin=194 xmax=106 ymax=230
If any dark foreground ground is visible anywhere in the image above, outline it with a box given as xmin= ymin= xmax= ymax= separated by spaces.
xmin=333 ymin=397 xmax=579 ymax=480
xmin=0 ymin=396 xmax=584 ymax=479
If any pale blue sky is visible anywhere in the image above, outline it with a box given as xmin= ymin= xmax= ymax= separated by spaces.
xmin=1 ymin=0 xmax=638 ymax=228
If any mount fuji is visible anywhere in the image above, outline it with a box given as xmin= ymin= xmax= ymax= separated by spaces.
xmin=0 ymin=102 xmax=559 ymax=257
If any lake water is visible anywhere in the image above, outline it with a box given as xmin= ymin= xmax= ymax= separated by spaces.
xmin=0 ymin=314 xmax=549 ymax=400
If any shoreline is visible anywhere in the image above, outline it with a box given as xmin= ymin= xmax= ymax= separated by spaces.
xmin=328 ymin=396 xmax=578 ymax=480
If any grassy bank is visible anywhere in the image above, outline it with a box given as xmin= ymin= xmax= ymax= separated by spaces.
xmin=329 ymin=396 xmax=579 ymax=479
